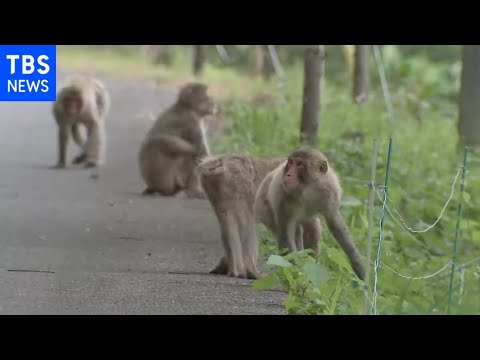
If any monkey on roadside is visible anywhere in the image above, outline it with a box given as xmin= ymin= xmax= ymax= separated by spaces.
xmin=52 ymin=75 xmax=111 ymax=168
xmin=254 ymin=147 xmax=366 ymax=280
xmin=138 ymin=82 xmax=218 ymax=199
xmin=198 ymin=154 xmax=287 ymax=279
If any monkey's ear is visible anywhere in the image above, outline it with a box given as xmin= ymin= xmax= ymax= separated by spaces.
xmin=319 ymin=160 xmax=328 ymax=174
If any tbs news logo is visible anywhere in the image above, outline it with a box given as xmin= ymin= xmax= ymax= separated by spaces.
xmin=0 ymin=45 xmax=56 ymax=101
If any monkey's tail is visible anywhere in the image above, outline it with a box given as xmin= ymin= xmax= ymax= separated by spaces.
xmin=144 ymin=134 xmax=196 ymax=157
xmin=324 ymin=211 xmax=366 ymax=281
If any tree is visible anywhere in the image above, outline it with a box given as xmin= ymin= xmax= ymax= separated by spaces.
xmin=151 ymin=45 xmax=173 ymax=66
xmin=251 ymin=45 xmax=274 ymax=80
xmin=193 ymin=45 xmax=207 ymax=76
xmin=353 ymin=45 xmax=370 ymax=104
xmin=300 ymin=45 xmax=325 ymax=147
xmin=251 ymin=45 xmax=264 ymax=78
xmin=458 ymin=45 xmax=480 ymax=147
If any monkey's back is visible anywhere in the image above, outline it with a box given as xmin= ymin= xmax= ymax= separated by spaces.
xmin=146 ymin=107 xmax=196 ymax=138
xmin=199 ymin=154 xmax=285 ymax=206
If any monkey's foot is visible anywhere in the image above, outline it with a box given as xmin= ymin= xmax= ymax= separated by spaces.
xmin=209 ymin=266 xmax=228 ymax=275
xmin=84 ymin=162 xmax=98 ymax=168
xmin=245 ymin=269 xmax=262 ymax=280
xmin=51 ymin=163 xmax=66 ymax=169
xmin=228 ymin=271 xmax=247 ymax=279
xmin=142 ymin=188 xmax=158 ymax=196
xmin=72 ymin=153 xmax=87 ymax=164
xmin=209 ymin=257 xmax=228 ymax=275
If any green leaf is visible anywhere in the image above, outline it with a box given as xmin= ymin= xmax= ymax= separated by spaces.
xmin=342 ymin=196 xmax=363 ymax=207
xmin=462 ymin=192 xmax=471 ymax=205
xmin=281 ymin=267 xmax=295 ymax=288
xmin=284 ymin=295 xmax=302 ymax=314
xmin=267 ymin=255 xmax=292 ymax=268
xmin=359 ymin=210 xmax=368 ymax=228
xmin=304 ymin=263 xmax=329 ymax=287
xmin=327 ymin=248 xmax=351 ymax=272
xmin=471 ymin=230 xmax=480 ymax=244
xmin=252 ymin=274 xmax=279 ymax=290
xmin=328 ymin=277 xmax=344 ymax=315
xmin=403 ymin=247 xmax=424 ymax=259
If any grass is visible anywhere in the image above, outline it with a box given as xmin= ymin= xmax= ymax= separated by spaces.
xmin=58 ymin=45 xmax=480 ymax=315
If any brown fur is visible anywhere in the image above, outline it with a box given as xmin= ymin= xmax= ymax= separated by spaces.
xmin=138 ymin=82 xmax=218 ymax=198
xmin=52 ymin=75 xmax=111 ymax=168
xmin=254 ymin=147 xmax=365 ymax=280
xmin=198 ymin=154 xmax=286 ymax=279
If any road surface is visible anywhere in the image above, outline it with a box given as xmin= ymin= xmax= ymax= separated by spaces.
xmin=0 ymin=71 xmax=286 ymax=315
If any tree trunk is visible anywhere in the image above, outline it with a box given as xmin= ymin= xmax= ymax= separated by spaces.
xmin=193 ymin=45 xmax=206 ymax=76
xmin=152 ymin=45 xmax=173 ymax=66
xmin=261 ymin=45 xmax=275 ymax=80
xmin=300 ymin=45 xmax=324 ymax=147
xmin=458 ymin=45 xmax=480 ymax=147
xmin=353 ymin=45 xmax=370 ymax=104
xmin=251 ymin=45 xmax=265 ymax=78
xmin=251 ymin=45 xmax=274 ymax=80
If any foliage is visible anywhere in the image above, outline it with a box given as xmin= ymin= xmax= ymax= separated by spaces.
xmin=58 ymin=45 xmax=479 ymax=315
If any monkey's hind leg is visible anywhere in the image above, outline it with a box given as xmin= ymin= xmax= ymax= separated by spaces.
xmin=151 ymin=175 xmax=186 ymax=197
xmin=217 ymin=211 xmax=246 ymax=278
xmin=239 ymin=210 xmax=262 ymax=279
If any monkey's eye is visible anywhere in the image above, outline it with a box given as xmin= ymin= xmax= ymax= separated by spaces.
xmin=296 ymin=160 xmax=303 ymax=167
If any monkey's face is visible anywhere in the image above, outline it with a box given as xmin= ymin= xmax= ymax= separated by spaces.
xmin=62 ymin=94 xmax=82 ymax=118
xmin=196 ymin=95 xmax=219 ymax=117
xmin=282 ymin=153 xmax=329 ymax=191
xmin=179 ymin=83 xmax=219 ymax=117
xmin=189 ymin=91 xmax=218 ymax=117
xmin=282 ymin=156 xmax=305 ymax=191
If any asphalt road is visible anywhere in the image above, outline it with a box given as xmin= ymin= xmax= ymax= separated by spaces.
xmin=0 ymin=72 xmax=286 ymax=315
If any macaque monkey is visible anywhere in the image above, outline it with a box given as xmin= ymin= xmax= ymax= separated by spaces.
xmin=52 ymin=75 xmax=111 ymax=168
xmin=198 ymin=154 xmax=287 ymax=279
xmin=139 ymin=82 xmax=218 ymax=198
xmin=254 ymin=147 xmax=366 ymax=280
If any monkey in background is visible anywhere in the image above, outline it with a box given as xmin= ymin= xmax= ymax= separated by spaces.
xmin=255 ymin=147 xmax=366 ymax=280
xmin=138 ymin=82 xmax=218 ymax=199
xmin=52 ymin=75 xmax=111 ymax=168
